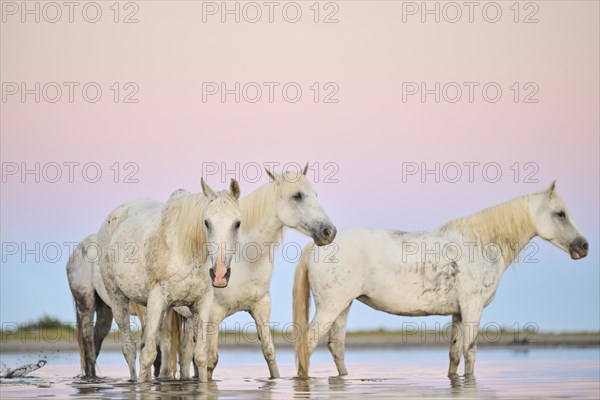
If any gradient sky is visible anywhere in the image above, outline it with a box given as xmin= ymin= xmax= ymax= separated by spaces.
xmin=1 ymin=1 xmax=598 ymax=334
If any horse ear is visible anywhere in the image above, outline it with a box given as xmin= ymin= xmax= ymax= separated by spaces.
xmin=302 ymin=163 xmax=308 ymax=176
xmin=548 ymin=180 xmax=556 ymax=197
xmin=230 ymin=178 xmax=241 ymax=200
xmin=201 ymin=177 xmax=217 ymax=200
xmin=265 ymin=168 xmax=278 ymax=183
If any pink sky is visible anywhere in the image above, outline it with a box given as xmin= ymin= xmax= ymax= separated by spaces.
xmin=1 ymin=1 xmax=598 ymax=330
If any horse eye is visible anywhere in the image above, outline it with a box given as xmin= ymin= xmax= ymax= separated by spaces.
xmin=556 ymin=211 xmax=566 ymax=220
xmin=234 ymin=220 xmax=241 ymax=230
xmin=204 ymin=219 xmax=210 ymax=229
xmin=292 ymin=192 xmax=304 ymax=201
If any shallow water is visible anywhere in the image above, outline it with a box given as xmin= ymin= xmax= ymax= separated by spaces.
xmin=0 ymin=348 xmax=598 ymax=399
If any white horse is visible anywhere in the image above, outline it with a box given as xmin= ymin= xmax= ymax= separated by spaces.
xmin=293 ymin=182 xmax=589 ymax=378
xmin=174 ymin=167 xmax=336 ymax=380
xmin=67 ymin=234 xmax=116 ymax=378
xmin=67 ymin=235 xmax=176 ymax=378
xmin=97 ymin=179 xmax=241 ymax=382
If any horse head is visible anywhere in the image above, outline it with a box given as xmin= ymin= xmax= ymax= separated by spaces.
xmin=201 ymin=178 xmax=242 ymax=287
xmin=266 ymin=164 xmax=336 ymax=246
xmin=528 ymin=181 xmax=589 ymax=260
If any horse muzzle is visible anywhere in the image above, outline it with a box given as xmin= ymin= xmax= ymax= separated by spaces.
xmin=569 ymin=237 xmax=589 ymax=260
xmin=209 ymin=265 xmax=231 ymax=288
xmin=312 ymin=223 xmax=337 ymax=246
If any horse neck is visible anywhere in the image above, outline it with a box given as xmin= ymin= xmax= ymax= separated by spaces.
xmin=440 ymin=195 xmax=537 ymax=269
xmin=240 ymin=183 xmax=284 ymax=247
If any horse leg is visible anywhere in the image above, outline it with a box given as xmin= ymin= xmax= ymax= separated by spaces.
xmin=306 ymin=303 xmax=352 ymax=371
xmin=249 ymin=294 xmax=279 ymax=379
xmin=179 ymin=316 xmax=194 ymax=379
xmin=327 ymin=304 xmax=351 ymax=376
xmin=110 ymin=289 xmax=137 ymax=381
xmin=192 ymin=295 xmax=213 ymax=383
xmin=138 ymin=287 xmax=166 ymax=382
xmin=153 ymin=345 xmax=162 ymax=378
xmin=93 ymin=295 xmax=113 ymax=359
xmin=158 ymin=309 xmax=172 ymax=378
xmin=207 ymin=305 xmax=226 ymax=381
xmin=158 ymin=309 xmax=180 ymax=379
xmin=460 ymin=306 xmax=484 ymax=377
xmin=448 ymin=313 xmax=463 ymax=377
xmin=75 ymin=297 xmax=97 ymax=378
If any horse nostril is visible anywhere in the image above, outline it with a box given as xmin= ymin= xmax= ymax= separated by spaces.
xmin=209 ymin=268 xmax=216 ymax=280
xmin=323 ymin=228 xmax=331 ymax=238
xmin=224 ymin=267 xmax=231 ymax=280
xmin=582 ymin=241 xmax=589 ymax=251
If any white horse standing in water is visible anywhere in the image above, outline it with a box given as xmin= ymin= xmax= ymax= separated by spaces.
xmin=97 ymin=179 xmax=241 ymax=382
xmin=173 ymin=167 xmax=336 ymax=380
xmin=294 ymin=182 xmax=589 ymax=378
xmin=67 ymin=234 xmax=175 ymax=378
xmin=67 ymin=234 xmax=117 ymax=378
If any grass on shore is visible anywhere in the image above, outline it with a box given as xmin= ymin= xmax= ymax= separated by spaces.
xmin=1 ymin=316 xmax=598 ymax=343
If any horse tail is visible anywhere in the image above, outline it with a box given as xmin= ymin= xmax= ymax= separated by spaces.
xmin=293 ymin=242 xmax=313 ymax=378
xmin=130 ymin=301 xmax=147 ymax=335
xmin=169 ymin=310 xmax=182 ymax=377
xmin=75 ymin=303 xmax=87 ymax=376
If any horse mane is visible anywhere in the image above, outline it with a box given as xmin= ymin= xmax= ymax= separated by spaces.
xmin=147 ymin=189 xmax=237 ymax=281
xmin=239 ymin=183 xmax=277 ymax=235
xmin=239 ymin=173 xmax=300 ymax=239
xmin=169 ymin=190 xmax=210 ymax=262
xmin=438 ymin=195 xmax=537 ymax=266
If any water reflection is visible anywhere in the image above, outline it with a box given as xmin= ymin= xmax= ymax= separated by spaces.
xmin=0 ymin=348 xmax=597 ymax=399
xmin=328 ymin=375 xmax=349 ymax=396
xmin=72 ymin=378 xmax=223 ymax=400
xmin=291 ymin=376 xmax=311 ymax=398
xmin=291 ymin=374 xmax=487 ymax=399
xmin=448 ymin=374 xmax=485 ymax=398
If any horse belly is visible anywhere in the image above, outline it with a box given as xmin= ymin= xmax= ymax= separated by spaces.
xmin=362 ymin=260 xmax=461 ymax=316
xmin=359 ymin=289 xmax=459 ymax=317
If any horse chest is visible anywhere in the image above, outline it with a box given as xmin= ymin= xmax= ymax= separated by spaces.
xmin=165 ymin=271 xmax=207 ymax=304
xmin=214 ymin=260 xmax=272 ymax=311
xmin=457 ymin=262 xmax=502 ymax=301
